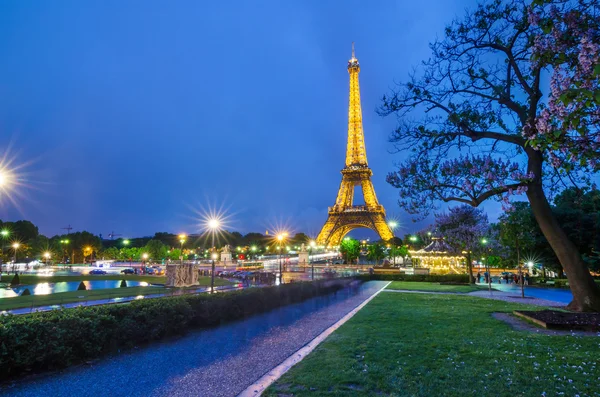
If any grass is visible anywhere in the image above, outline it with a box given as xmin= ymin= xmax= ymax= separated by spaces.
xmin=2 ymin=274 xmax=167 ymax=284
xmin=265 ymin=292 xmax=599 ymax=397
xmin=0 ymin=276 xmax=233 ymax=311
xmin=0 ymin=286 xmax=167 ymax=311
xmin=386 ymin=281 xmax=483 ymax=293
xmin=1 ymin=274 xmax=234 ymax=285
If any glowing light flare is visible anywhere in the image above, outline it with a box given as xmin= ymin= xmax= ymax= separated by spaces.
xmin=0 ymin=143 xmax=37 ymax=211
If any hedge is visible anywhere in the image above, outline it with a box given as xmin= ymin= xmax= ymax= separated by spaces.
xmin=0 ymin=278 xmax=353 ymax=380
xmin=355 ymin=274 xmax=470 ymax=283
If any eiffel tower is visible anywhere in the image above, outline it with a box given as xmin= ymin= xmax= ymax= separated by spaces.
xmin=316 ymin=44 xmax=394 ymax=247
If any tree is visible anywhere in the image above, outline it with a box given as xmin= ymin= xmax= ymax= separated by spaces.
xmin=339 ymin=238 xmax=360 ymax=264
xmin=380 ymin=0 xmax=600 ymax=311
xmin=435 ymin=206 xmax=489 ymax=283
xmin=144 ymin=239 xmax=168 ymax=261
xmin=388 ymin=245 xmax=410 ymax=265
xmin=367 ymin=244 xmax=386 ymax=265
xmin=101 ymin=247 xmax=119 ymax=260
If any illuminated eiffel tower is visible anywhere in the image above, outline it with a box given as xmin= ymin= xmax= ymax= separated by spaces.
xmin=316 ymin=43 xmax=393 ymax=246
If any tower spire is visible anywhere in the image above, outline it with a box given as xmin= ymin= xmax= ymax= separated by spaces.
xmin=346 ymin=42 xmax=366 ymax=166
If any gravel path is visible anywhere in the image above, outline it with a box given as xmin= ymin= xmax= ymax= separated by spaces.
xmin=467 ymin=289 xmax=565 ymax=307
xmin=1 ymin=281 xmax=387 ymax=397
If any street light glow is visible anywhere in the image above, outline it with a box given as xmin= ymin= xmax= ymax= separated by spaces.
xmin=409 ymin=236 xmax=417 ymax=242
xmin=142 ymin=253 xmax=149 ymax=260
xmin=309 ymin=240 xmax=316 ymax=248
xmin=211 ymin=253 xmax=218 ymax=260
xmin=1 ymin=229 xmax=8 ymax=237
xmin=388 ymin=220 xmax=398 ymax=229
xmin=123 ymin=239 xmax=130 ymax=245
xmin=12 ymin=242 xmax=19 ymax=249
xmin=481 ymin=238 xmax=488 ymax=244
xmin=208 ymin=218 xmax=220 ymax=230
xmin=43 ymin=251 xmax=51 ymax=259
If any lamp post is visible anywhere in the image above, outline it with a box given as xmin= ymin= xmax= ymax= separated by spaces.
xmin=11 ymin=242 xmax=19 ymax=274
xmin=1 ymin=229 xmax=8 ymax=273
xmin=43 ymin=251 xmax=51 ymax=266
xmin=207 ymin=218 xmax=222 ymax=292
xmin=309 ymin=240 xmax=316 ymax=280
xmin=178 ymin=234 xmax=186 ymax=265
xmin=142 ymin=253 xmax=149 ymax=267
xmin=481 ymin=238 xmax=491 ymax=292
xmin=211 ymin=252 xmax=218 ymax=293
xmin=277 ymin=233 xmax=287 ymax=285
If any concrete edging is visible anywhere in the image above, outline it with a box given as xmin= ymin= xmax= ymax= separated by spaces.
xmin=237 ymin=281 xmax=391 ymax=397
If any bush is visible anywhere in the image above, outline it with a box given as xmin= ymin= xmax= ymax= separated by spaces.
xmin=120 ymin=280 xmax=127 ymax=288
xmin=0 ymin=278 xmax=354 ymax=380
xmin=20 ymin=288 xmax=31 ymax=296
xmin=77 ymin=281 xmax=87 ymax=291
xmin=10 ymin=274 xmax=20 ymax=287
xmin=356 ymin=274 xmax=469 ymax=283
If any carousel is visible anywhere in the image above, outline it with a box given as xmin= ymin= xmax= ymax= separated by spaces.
xmin=409 ymin=237 xmax=466 ymax=274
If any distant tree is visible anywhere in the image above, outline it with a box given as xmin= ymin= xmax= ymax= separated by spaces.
xmin=389 ymin=245 xmax=410 ymax=265
xmin=101 ymin=247 xmax=119 ymax=260
xmin=144 ymin=239 xmax=168 ymax=261
xmin=367 ymin=244 xmax=386 ymax=265
xmin=435 ymin=206 xmax=489 ymax=284
xmin=340 ymin=238 xmax=360 ymax=264
xmin=380 ymin=0 xmax=600 ymax=310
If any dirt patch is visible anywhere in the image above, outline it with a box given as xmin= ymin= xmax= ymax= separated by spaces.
xmin=492 ymin=312 xmax=599 ymax=336
xmin=514 ymin=310 xmax=600 ymax=331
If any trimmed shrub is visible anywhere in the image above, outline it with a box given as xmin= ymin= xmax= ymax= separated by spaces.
xmin=0 ymin=278 xmax=354 ymax=380
xmin=10 ymin=274 xmax=20 ymax=287
xmin=77 ymin=281 xmax=87 ymax=291
xmin=20 ymin=288 xmax=31 ymax=296
xmin=356 ymin=274 xmax=469 ymax=283
xmin=120 ymin=280 xmax=127 ymax=288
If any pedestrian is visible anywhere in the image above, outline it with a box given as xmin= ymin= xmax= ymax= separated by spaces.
xmin=525 ymin=272 xmax=530 ymax=285
xmin=504 ymin=274 xmax=509 ymax=284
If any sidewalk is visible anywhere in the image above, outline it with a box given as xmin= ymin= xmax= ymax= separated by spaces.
xmin=467 ymin=289 xmax=565 ymax=307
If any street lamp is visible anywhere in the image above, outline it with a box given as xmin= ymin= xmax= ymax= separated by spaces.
xmin=43 ymin=251 xmax=51 ymax=265
xmin=142 ymin=252 xmax=149 ymax=266
xmin=251 ymin=245 xmax=257 ymax=260
xmin=207 ymin=218 xmax=222 ymax=293
xmin=309 ymin=240 xmax=316 ymax=280
xmin=11 ymin=242 xmax=19 ymax=274
xmin=211 ymin=252 xmax=218 ymax=293
xmin=60 ymin=239 xmax=70 ymax=266
xmin=277 ymin=232 xmax=288 ymax=285
xmin=178 ymin=234 xmax=186 ymax=265
xmin=123 ymin=239 xmax=130 ymax=246
xmin=481 ymin=238 xmax=491 ymax=292
xmin=1 ymin=229 xmax=8 ymax=272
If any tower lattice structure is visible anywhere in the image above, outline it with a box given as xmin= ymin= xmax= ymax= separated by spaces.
xmin=316 ymin=44 xmax=394 ymax=246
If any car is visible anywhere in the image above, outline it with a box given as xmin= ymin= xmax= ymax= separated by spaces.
xmin=121 ymin=268 xmax=135 ymax=274
xmin=89 ymin=269 xmax=107 ymax=275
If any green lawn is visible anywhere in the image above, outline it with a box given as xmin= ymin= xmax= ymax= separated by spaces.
xmin=1 ymin=274 xmax=234 ymax=286
xmin=265 ymin=292 xmax=598 ymax=397
xmin=2 ymin=274 xmax=167 ymax=284
xmin=0 ymin=286 xmax=168 ymax=311
xmin=386 ymin=281 xmax=483 ymax=293
xmin=0 ymin=276 xmax=233 ymax=311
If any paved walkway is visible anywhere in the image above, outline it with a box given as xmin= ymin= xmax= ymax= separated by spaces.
xmin=467 ymin=289 xmax=565 ymax=307
xmin=383 ymin=288 xmax=565 ymax=307
xmin=0 ymin=281 xmax=388 ymax=397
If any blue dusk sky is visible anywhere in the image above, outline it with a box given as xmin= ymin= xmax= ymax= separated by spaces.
xmin=0 ymin=0 xmax=504 ymax=239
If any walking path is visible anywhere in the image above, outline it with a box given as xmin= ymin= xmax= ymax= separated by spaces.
xmin=467 ymin=289 xmax=565 ymax=307
xmin=0 ymin=281 xmax=388 ymax=397
xmin=383 ymin=288 xmax=565 ymax=307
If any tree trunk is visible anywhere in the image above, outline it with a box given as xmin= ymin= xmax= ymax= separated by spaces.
xmin=466 ymin=252 xmax=474 ymax=284
xmin=526 ymin=153 xmax=600 ymax=312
